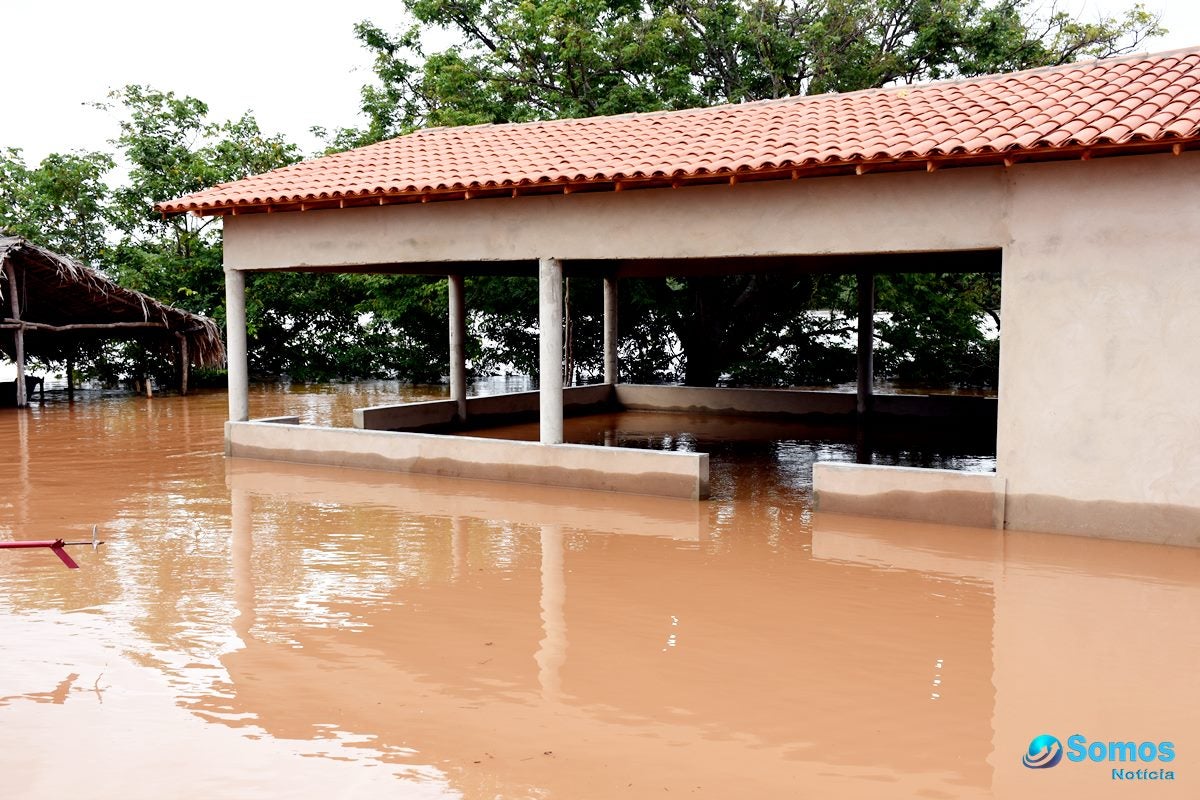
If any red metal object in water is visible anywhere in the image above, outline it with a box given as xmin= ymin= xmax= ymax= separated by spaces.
xmin=0 ymin=540 xmax=79 ymax=568
xmin=0 ymin=527 xmax=102 ymax=569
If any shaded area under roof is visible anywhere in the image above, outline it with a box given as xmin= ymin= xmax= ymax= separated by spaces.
xmin=160 ymin=48 xmax=1200 ymax=216
xmin=0 ymin=235 xmax=225 ymax=368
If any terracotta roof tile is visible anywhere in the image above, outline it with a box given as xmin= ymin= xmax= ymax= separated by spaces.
xmin=160 ymin=47 xmax=1200 ymax=214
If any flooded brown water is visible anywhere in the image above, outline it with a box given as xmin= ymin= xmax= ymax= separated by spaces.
xmin=2 ymin=385 xmax=1198 ymax=799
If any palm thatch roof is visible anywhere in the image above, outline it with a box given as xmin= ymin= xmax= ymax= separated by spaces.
xmin=0 ymin=235 xmax=224 ymax=367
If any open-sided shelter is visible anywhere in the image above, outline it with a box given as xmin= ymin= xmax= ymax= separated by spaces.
xmin=0 ymin=235 xmax=224 ymax=404
xmin=161 ymin=48 xmax=1200 ymax=545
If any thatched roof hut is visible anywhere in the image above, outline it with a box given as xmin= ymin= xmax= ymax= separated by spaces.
xmin=0 ymin=234 xmax=224 ymax=404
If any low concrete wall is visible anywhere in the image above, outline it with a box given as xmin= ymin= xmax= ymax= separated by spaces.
xmin=355 ymin=398 xmax=457 ymax=431
xmin=356 ymin=383 xmax=615 ymax=431
xmin=357 ymin=384 xmax=993 ymax=433
xmin=226 ymin=420 xmax=708 ymax=500
xmin=617 ymin=384 xmax=851 ymax=416
xmin=813 ymin=462 xmax=1005 ymax=529
xmin=615 ymin=384 xmax=994 ymax=420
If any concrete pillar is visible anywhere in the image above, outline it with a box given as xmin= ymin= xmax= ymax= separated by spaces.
xmin=603 ymin=275 xmax=618 ymax=384
xmin=857 ymin=272 xmax=875 ymax=416
xmin=225 ymin=268 xmax=250 ymax=423
xmin=5 ymin=260 xmax=26 ymax=408
xmin=538 ymin=257 xmax=564 ymax=444
xmin=447 ymin=273 xmax=467 ymax=422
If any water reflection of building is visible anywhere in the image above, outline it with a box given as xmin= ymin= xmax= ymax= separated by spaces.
xmin=813 ymin=515 xmax=1200 ymax=799
xmin=223 ymin=466 xmax=1002 ymax=798
xmin=218 ymin=465 xmax=1200 ymax=798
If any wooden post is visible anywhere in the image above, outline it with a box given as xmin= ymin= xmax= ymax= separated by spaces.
xmin=177 ymin=334 xmax=190 ymax=396
xmin=66 ymin=351 xmax=75 ymax=401
xmin=857 ymin=271 xmax=875 ymax=416
xmin=4 ymin=259 xmax=26 ymax=408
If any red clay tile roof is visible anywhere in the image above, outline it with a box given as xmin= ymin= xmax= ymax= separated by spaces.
xmin=161 ymin=47 xmax=1200 ymax=215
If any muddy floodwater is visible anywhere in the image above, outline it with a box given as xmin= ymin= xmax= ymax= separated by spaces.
xmin=2 ymin=385 xmax=1198 ymax=799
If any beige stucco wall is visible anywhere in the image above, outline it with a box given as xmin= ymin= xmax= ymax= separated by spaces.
xmin=223 ymin=168 xmax=1008 ymax=269
xmin=999 ymin=153 xmax=1200 ymax=543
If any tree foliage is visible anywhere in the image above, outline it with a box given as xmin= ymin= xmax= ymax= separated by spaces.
xmin=0 ymin=148 xmax=114 ymax=264
xmin=343 ymin=0 xmax=1163 ymax=138
xmin=331 ymin=0 xmax=1162 ymax=387
xmin=3 ymin=88 xmax=433 ymax=386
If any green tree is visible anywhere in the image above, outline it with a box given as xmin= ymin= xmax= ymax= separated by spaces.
xmin=103 ymin=86 xmax=302 ymax=318
xmin=339 ymin=0 xmax=1162 ymax=386
xmin=101 ymin=86 xmax=410 ymax=382
xmin=0 ymin=148 xmax=114 ymax=264
xmin=346 ymin=0 xmax=1162 ymax=138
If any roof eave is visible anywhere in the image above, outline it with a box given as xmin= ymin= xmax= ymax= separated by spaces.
xmin=159 ymin=136 xmax=1200 ymax=218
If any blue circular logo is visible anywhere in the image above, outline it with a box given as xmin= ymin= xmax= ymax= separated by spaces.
xmin=1023 ymin=734 xmax=1064 ymax=769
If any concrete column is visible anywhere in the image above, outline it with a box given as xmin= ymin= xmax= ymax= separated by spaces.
xmin=447 ymin=273 xmax=467 ymax=422
xmin=538 ymin=257 xmax=564 ymax=444
xmin=603 ymin=275 xmax=618 ymax=384
xmin=5 ymin=260 xmax=26 ymax=408
xmin=856 ymin=272 xmax=875 ymax=416
xmin=225 ymin=268 xmax=250 ymax=423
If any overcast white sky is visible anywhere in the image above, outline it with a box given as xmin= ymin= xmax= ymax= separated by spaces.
xmin=2 ymin=0 xmax=1198 ymax=164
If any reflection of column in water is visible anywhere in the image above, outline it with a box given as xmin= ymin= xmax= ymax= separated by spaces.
xmin=603 ymin=429 xmax=615 ymax=448
xmin=536 ymin=524 xmax=567 ymax=702
xmin=231 ymin=488 xmax=256 ymax=645
xmin=855 ymin=420 xmax=873 ymax=465
xmin=16 ymin=410 xmax=29 ymax=526
xmin=451 ymin=516 xmax=466 ymax=582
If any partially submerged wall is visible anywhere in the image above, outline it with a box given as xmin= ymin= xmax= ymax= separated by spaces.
xmin=997 ymin=153 xmax=1200 ymax=544
xmin=357 ymin=384 xmax=615 ymax=431
xmin=813 ymin=462 xmax=1006 ymax=530
xmin=358 ymin=384 xmax=995 ymax=432
xmin=615 ymin=384 xmax=994 ymax=421
xmin=226 ymin=419 xmax=709 ymax=500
